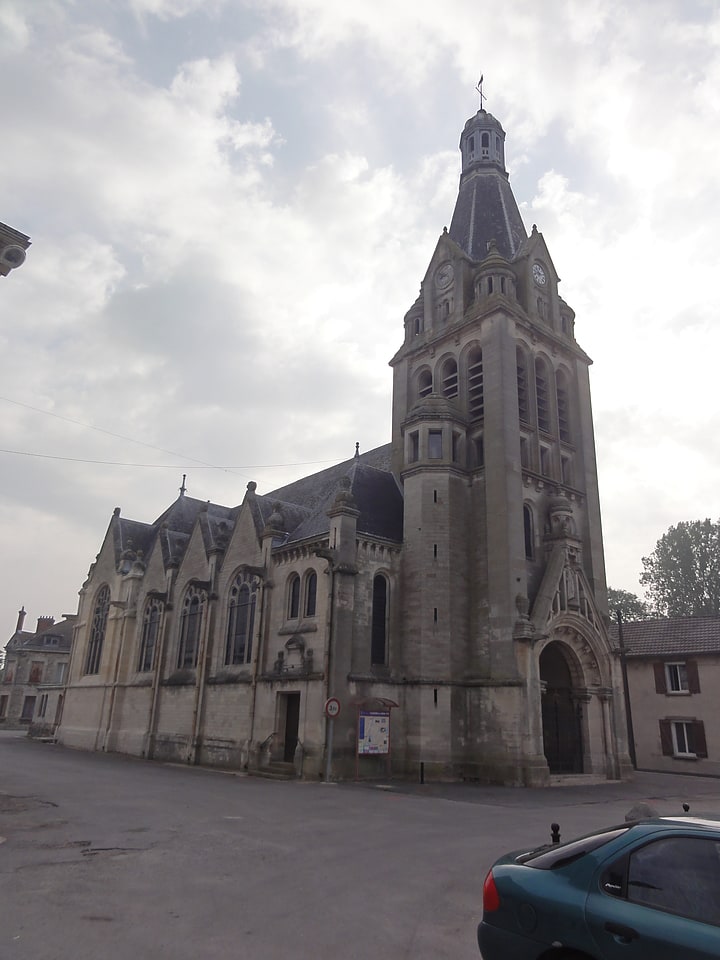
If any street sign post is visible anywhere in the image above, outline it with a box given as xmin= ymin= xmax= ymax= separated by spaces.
xmin=324 ymin=698 xmax=341 ymax=782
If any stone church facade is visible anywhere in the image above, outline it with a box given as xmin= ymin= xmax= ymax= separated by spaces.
xmin=58 ymin=107 xmax=631 ymax=785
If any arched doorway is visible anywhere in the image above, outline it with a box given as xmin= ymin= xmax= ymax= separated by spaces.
xmin=540 ymin=643 xmax=583 ymax=774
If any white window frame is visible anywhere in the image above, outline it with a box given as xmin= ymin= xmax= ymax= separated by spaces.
xmin=671 ymin=720 xmax=695 ymax=757
xmin=665 ymin=661 xmax=689 ymax=694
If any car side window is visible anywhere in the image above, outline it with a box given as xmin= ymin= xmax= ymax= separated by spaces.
xmin=624 ymin=837 xmax=720 ymax=926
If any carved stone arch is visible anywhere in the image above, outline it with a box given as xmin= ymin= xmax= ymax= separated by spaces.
xmin=413 ymin=364 xmax=434 ymax=402
xmin=540 ymin=619 xmax=607 ymax=688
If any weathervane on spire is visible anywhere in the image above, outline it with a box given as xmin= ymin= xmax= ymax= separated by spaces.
xmin=476 ymin=74 xmax=486 ymax=111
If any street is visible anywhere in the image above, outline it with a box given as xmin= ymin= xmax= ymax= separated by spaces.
xmin=1 ymin=731 xmax=720 ymax=960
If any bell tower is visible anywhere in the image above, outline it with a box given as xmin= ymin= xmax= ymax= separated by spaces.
xmin=390 ymin=106 xmax=630 ymax=785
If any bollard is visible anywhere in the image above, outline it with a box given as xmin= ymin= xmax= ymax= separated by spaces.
xmin=551 ymin=822 xmax=561 ymax=844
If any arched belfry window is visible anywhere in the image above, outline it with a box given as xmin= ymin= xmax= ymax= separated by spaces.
xmin=85 ymin=585 xmax=110 ymax=675
xmin=524 ymin=505 xmax=534 ymax=559
xmin=535 ymin=358 xmax=551 ymax=433
xmin=138 ymin=599 xmax=162 ymax=672
xmin=516 ymin=347 xmax=529 ymax=423
xmin=467 ymin=347 xmax=484 ymax=420
xmin=481 ymin=131 xmax=490 ymax=158
xmin=441 ymin=358 xmax=458 ymax=399
xmin=371 ymin=574 xmax=389 ymax=666
xmin=305 ymin=571 xmax=317 ymax=617
xmin=418 ymin=368 xmax=433 ymax=400
xmin=288 ymin=574 xmax=300 ymax=619
xmin=225 ymin=576 xmax=257 ymax=665
xmin=556 ymin=370 xmax=571 ymax=443
xmin=177 ymin=587 xmax=205 ymax=669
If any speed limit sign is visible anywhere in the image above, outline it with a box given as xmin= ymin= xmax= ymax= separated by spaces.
xmin=324 ymin=697 xmax=341 ymax=719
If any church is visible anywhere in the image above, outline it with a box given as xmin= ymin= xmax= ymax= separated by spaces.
xmin=57 ymin=105 xmax=632 ymax=785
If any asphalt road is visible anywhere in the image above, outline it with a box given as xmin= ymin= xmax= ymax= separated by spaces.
xmin=1 ymin=731 xmax=720 ymax=960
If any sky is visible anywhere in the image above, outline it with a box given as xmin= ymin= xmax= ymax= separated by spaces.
xmin=2 ymin=0 xmax=720 ymax=636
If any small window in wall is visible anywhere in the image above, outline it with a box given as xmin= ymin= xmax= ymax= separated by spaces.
xmin=473 ymin=434 xmax=485 ymax=469
xmin=29 ymin=661 xmax=43 ymax=684
xmin=561 ymin=455 xmax=572 ymax=486
xmin=409 ymin=431 xmax=419 ymax=463
xmin=177 ymin=589 xmax=205 ymax=669
xmin=481 ymin=131 xmax=490 ymax=158
xmin=535 ymin=358 xmax=551 ymax=433
xmin=55 ymin=662 xmax=67 ymax=684
xmin=467 ymin=348 xmax=484 ymax=420
xmin=667 ymin=661 xmax=689 ymax=692
xmin=517 ymin=348 xmax=529 ymax=422
xmin=20 ymin=696 xmax=36 ymax=721
xmin=287 ymin=574 xmax=301 ymax=620
xmin=428 ymin=430 xmax=443 ymax=459
xmin=305 ymin=571 xmax=317 ymax=617
xmin=85 ymin=584 xmax=110 ymax=676
xmin=442 ymin=358 xmax=458 ymax=399
xmin=413 ymin=315 xmax=422 ymax=336
xmin=38 ymin=694 xmax=48 ymax=718
xmin=540 ymin=446 xmax=551 ymax=477
xmin=371 ymin=575 xmax=389 ymax=666
xmin=523 ymin=505 xmax=534 ymax=559
xmin=418 ymin=369 xmax=433 ymax=400
xmin=654 ymin=660 xmax=700 ymax=694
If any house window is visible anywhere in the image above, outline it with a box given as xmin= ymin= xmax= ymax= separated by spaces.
xmin=428 ymin=430 xmax=443 ymax=459
xmin=55 ymin=662 xmax=67 ymax=684
xmin=441 ymin=358 xmax=458 ymax=399
xmin=371 ymin=575 xmax=389 ymax=665
xmin=305 ymin=571 xmax=317 ymax=617
xmin=516 ymin=348 xmax=529 ymax=422
xmin=29 ymin=661 xmax=43 ymax=684
xmin=38 ymin=694 xmax=48 ymax=718
xmin=177 ymin=589 xmax=205 ymax=669
xmin=654 ymin=660 xmax=700 ymax=694
xmin=0 ymin=695 xmax=7 ymax=718
xmin=20 ymin=696 xmax=36 ymax=721
xmin=467 ymin=347 xmax=484 ymax=420
xmin=418 ymin=369 xmax=433 ymax=400
xmin=225 ymin=579 xmax=256 ymax=665
xmin=535 ymin=358 xmax=551 ymax=432
xmin=288 ymin=574 xmax=301 ymax=620
xmin=660 ymin=719 xmax=707 ymax=758
xmin=85 ymin=584 xmax=110 ymax=675
xmin=138 ymin=600 xmax=162 ymax=672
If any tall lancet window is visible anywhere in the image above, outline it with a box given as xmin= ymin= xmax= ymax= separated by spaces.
xmin=138 ymin=600 xmax=162 ymax=672
xmin=85 ymin=585 xmax=110 ymax=675
xmin=556 ymin=370 xmax=571 ymax=443
xmin=535 ymin=358 xmax=551 ymax=433
xmin=516 ymin=348 xmax=529 ymax=423
xmin=177 ymin=588 xmax=205 ymax=669
xmin=225 ymin=578 xmax=256 ymax=665
xmin=371 ymin=575 xmax=389 ymax=666
xmin=467 ymin=347 xmax=484 ymax=420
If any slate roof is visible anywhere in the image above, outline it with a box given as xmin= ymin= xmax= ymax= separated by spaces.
xmin=263 ymin=444 xmax=403 ymax=545
xmin=6 ymin=617 xmax=75 ymax=653
xmin=609 ymin=617 xmax=720 ymax=657
xmin=448 ymin=171 xmax=527 ymax=262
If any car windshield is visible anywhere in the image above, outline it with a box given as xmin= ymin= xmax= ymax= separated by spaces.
xmin=519 ymin=827 xmax=630 ymax=870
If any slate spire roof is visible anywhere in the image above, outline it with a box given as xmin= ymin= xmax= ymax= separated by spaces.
xmin=448 ymin=109 xmax=527 ymax=262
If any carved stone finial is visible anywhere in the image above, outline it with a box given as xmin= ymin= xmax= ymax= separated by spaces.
xmin=247 ymin=481 xmax=257 ymax=493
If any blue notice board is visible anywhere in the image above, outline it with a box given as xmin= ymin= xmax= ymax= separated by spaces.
xmin=357 ymin=711 xmax=390 ymax=755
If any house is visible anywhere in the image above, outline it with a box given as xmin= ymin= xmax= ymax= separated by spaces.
xmin=1 ymin=608 xmax=75 ymax=735
xmin=56 ymin=104 xmax=630 ymax=785
xmin=618 ymin=617 xmax=720 ymax=776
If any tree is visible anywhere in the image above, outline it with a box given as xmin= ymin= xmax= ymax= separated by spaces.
xmin=640 ymin=519 xmax=720 ymax=618
xmin=607 ymin=587 xmax=650 ymax=622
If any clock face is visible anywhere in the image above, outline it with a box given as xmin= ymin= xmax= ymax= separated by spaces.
xmin=435 ymin=262 xmax=454 ymax=290
xmin=532 ymin=262 xmax=547 ymax=285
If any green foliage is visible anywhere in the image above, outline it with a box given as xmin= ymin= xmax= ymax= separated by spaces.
xmin=640 ymin=519 xmax=720 ymax=618
xmin=607 ymin=587 xmax=650 ymax=622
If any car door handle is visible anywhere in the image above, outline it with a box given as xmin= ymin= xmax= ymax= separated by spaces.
xmin=605 ymin=921 xmax=639 ymax=942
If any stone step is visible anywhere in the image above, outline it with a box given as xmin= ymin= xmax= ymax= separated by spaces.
xmin=253 ymin=761 xmax=297 ymax=781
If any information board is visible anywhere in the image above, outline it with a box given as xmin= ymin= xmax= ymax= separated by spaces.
xmin=357 ymin=710 xmax=390 ymax=755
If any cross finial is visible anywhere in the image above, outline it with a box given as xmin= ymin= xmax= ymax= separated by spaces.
xmin=354 ymin=441 xmax=360 ymax=459
xmin=179 ymin=474 xmax=187 ymax=496
xmin=476 ymin=74 xmax=486 ymax=111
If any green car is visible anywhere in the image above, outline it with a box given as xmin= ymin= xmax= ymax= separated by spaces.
xmin=478 ymin=815 xmax=720 ymax=959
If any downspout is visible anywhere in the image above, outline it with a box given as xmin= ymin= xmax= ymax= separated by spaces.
xmin=189 ymin=588 xmax=215 ymax=765
xmin=98 ymin=605 xmax=125 ymax=752
xmin=247 ymin=574 xmax=267 ymax=757
xmin=145 ymin=605 xmax=171 ymax=759
xmin=617 ymin=609 xmax=637 ymax=769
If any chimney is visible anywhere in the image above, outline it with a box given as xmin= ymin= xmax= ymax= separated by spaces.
xmin=35 ymin=616 xmax=55 ymax=634
xmin=16 ymin=606 xmax=26 ymax=632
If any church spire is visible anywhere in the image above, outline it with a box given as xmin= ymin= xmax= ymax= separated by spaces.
xmin=447 ymin=107 xmax=527 ymax=261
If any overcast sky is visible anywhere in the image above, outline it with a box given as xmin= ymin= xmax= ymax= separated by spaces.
xmin=2 ymin=0 xmax=719 ymax=636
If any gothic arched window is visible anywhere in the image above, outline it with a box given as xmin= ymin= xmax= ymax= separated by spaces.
xmin=177 ymin=588 xmax=205 ymax=669
xmin=467 ymin=347 xmax=484 ymax=420
xmin=305 ymin=571 xmax=317 ymax=618
xmin=481 ymin=131 xmax=490 ymax=158
xmin=535 ymin=358 xmax=551 ymax=433
xmin=371 ymin=574 xmax=389 ymax=666
xmin=556 ymin=370 xmax=571 ymax=443
xmin=517 ymin=347 xmax=529 ymax=423
xmin=85 ymin=585 xmax=110 ymax=675
xmin=524 ymin=505 xmax=534 ymax=560
xmin=138 ymin=600 xmax=162 ymax=672
xmin=225 ymin=578 xmax=256 ymax=665
xmin=441 ymin=358 xmax=458 ymax=399
xmin=288 ymin=574 xmax=300 ymax=620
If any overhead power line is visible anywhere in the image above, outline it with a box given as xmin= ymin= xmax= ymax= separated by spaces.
xmin=0 ymin=447 xmax=342 ymax=470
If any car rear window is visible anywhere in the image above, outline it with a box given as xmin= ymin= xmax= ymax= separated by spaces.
xmin=519 ymin=827 xmax=630 ymax=870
